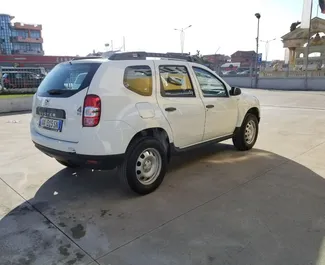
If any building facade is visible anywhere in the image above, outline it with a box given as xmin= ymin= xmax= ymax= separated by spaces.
xmin=0 ymin=14 xmax=43 ymax=56
xmin=282 ymin=17 xmax=325 ymax=69
xmin=0 ymin=55 xmax=75 ymax=71
xmin=202 ymin=54 xmax=230 ymax=65
xmin=231 ymin=50 xmax=257 ymax=67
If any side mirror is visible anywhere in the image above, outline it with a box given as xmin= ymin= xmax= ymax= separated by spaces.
xmin=230 ymin=87 xmax=241 ymax=96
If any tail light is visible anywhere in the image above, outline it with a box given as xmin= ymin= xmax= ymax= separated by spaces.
xmin=83 ymin=95 xmax=101 ymax=127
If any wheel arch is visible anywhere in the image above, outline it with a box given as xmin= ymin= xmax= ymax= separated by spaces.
xmin=126 ymin=127 xmax=172 ymax=162
xmin=236 ymin=106 xmax=260 ymax=127
xmin=247 ymin=107 xmax=260 ymax=122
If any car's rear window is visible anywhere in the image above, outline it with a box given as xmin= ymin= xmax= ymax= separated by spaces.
xmin=37 ymin=62 xmax=101 ymax=97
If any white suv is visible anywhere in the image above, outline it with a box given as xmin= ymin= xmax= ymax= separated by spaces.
xmin=30 ymin=52 xmax=260 ymax=195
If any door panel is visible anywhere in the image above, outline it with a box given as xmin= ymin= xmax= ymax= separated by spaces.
xmin=154 ymin=62 xmax=206 ymax=148
xmin=191 ymin=66 xmax=238 ymax=140
xmin=202 ymin=97 xmax=238 ymax=139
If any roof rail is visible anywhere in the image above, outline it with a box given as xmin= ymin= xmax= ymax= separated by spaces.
xmin=71 ymin=56 xmax=103 ymax=61
xmin=108 ymin=52 xmax=195 ymax=62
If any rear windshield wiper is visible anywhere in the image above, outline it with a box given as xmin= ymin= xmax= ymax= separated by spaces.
xmin=47 ymin=89 xmax=67 ymax=95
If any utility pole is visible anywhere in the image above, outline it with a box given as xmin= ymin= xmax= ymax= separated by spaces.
xmin=214 ymin=47 xmax=221 ymax=73
xmin=123 ymin=36 xmax=126 ymax=51
xmin=304 ymin=0 xmax=313 ymax=90
xmin=254 ymin=13 xmax=261 ymax=88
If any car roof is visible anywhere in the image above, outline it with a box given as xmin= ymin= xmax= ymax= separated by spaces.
xmin=64 ymin=58 xmax=201 ymax=69
xmin=67 ymin=52 xmax=203 ymax=65
xmin=60 ymin=52 xmax=214 ymax=73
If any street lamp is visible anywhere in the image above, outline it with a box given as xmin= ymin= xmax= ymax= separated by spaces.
xmin=260 ymin=38 xmax=276 ymax=63
xmin=174 ymin=25 xmax=192 ymax=54
xmin=254 ymin=13 xmax=261 ymax=88
xmin=104 ymin=43 xmax=110 ymax=52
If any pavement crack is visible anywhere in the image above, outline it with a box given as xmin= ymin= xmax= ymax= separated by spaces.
xmin=0 ymin=151 xmax=39 ymax=168
xmin=293 ymin=140 xmax=325 ymax=159
xmin=0 ymin=177 xmax=100 ymax=265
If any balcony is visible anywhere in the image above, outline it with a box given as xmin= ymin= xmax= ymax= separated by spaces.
xmin=13 ymin=22 xmax=42 ymax=31
xmin=11 ymin=36 xmax=43 ymax=43
xmin=12 ymin=49 xmax=44 ymax=55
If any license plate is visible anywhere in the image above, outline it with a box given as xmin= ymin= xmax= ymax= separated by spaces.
xmin=39 ymin=117 xmax=63 ymax=132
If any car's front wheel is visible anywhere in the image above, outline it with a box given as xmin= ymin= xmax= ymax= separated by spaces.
xmin=118 ymin=137 xmax=167 ymax=195
xmin=232 ymin=113 xmax=259 ymax=151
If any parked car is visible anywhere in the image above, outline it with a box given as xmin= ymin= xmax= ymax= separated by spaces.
xmin=30 ymin=52 xmax=260 ymax=195
xmin=223 ymin=70 xmax=238 ymax=76
xmin=2 ymin=71 xmax=43 ymax=89
xmin=237 ymin=70 xmax=251 ymax=75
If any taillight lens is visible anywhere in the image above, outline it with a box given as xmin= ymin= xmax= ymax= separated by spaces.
xmin=83 ymin=95 xmax=101 ymax=127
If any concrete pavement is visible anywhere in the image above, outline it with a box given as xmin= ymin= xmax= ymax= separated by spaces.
xmin=1 ymin=89 xmax=325 ymax=265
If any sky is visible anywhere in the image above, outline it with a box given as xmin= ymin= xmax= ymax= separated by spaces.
xmin=2 ymin=0 xmax=325 ymax=60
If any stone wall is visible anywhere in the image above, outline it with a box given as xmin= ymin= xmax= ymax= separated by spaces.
xmin=0 ymin=96 xmax=33 ymax=114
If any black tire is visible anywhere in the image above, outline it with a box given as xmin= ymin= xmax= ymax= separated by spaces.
xmin=118 ymin=137 xmax=168 ymax=195
xmin=232 ymin=113 xmax=259 ymax=151
xmin=56 ymin=159 xmax=79 ymax=168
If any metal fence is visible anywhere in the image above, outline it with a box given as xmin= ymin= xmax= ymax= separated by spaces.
xmin=0 ymin=66 xmax=47 ymax=91
xmin=214 ymin=64 xmax=325 ymax=89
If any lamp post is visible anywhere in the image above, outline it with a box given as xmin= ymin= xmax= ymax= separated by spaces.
xmin=254 ymin=13 xmax=261 ymax=88
xmin=104 ymin=43 xmax=110 ymax=52
xmin=261 ymin=38 xmax=276 ymax=63
xmin=174 ymin=25 xmax=192 ymax=54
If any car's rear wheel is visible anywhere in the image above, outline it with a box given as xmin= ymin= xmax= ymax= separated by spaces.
xmin=118 ymin=137 xmax=167 ymax=195
xmin=232 ymin=113 xmax=259 ymax=151
xmin=56 ymin=159 xmax=79 ymax=168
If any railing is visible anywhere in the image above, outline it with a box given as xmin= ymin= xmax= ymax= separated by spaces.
xmin=12 ymin=36 xmax=43 ymax=43
xmin=259 ymin=70 xmax=325 ymax=78
xmin=0 ymin=66 xmax=46 ymax=92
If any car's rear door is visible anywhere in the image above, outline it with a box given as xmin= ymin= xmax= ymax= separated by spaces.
xmin=31 ymin=61 xmax=102 ymax=143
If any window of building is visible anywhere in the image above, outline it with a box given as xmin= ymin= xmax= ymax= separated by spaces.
xmin=30 ymin=30 xmax=40 ymax=38
xmin=12 ymin=30 xmax=28 ymax=38
xmin=123 ymin=65 xmax=152 ymax=96
xmin=159 ymin=65 xmax=195 ymax=97
xmin=30 ymin=43 xmax=41 ymax=51
xmin=192 ymin=67 xmax=228 ymax=97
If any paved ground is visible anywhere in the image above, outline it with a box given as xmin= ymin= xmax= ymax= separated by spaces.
xmin=1 ymin=89 xmax=325 ymax=265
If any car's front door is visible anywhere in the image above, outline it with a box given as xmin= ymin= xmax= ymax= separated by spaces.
xmin=155 ymin=61 xmax=206 ymax=148
xmin=191 ymin=66 xmax=238 ymax=140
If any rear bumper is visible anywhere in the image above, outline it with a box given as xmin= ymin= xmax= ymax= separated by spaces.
xmin=34 ymin=142 xmax=125 ymax=170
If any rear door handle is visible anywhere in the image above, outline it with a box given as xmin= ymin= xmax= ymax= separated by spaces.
xmin=206 ymin=104 xmax=214 ymax=109
xmin=165 ymin=107 xmax=177 ymax=112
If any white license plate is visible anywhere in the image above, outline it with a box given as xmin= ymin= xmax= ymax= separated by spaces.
xmin=39 ymin=117 xmax=63 ymax=132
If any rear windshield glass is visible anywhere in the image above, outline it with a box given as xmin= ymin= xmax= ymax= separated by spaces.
xmin=37 ymin=62 xmax=101 ymax=97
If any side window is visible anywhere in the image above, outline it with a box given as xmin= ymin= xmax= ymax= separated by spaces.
xmin=193 ymin=67 xmax=228 ymax=97
xmin=159 ymin=65 xmax=195 ymax=97
xmin=123 ymin=65 xmax=152 ymax=96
